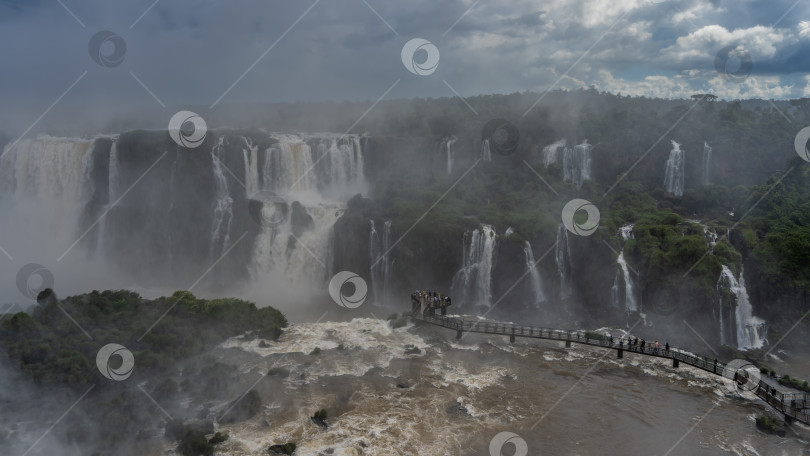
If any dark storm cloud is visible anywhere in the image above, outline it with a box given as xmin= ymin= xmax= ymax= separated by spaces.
xmin=0 ymin=0 xmax=809 ymax=125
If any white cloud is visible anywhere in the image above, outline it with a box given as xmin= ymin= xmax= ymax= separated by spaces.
xmin=661 ymin=25 xmax=788 ymax=63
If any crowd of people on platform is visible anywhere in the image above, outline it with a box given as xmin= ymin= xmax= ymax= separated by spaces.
xmin=612 ymin=336 xmax=669 ymax=354
xmin=411 ymin=290 xmax=451 ymax=311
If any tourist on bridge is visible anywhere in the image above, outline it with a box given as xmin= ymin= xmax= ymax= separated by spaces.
xmin=654 ymin=341 xmax=659 ymax=353
xmin=665 ymin=342 xmax=669 ymax=352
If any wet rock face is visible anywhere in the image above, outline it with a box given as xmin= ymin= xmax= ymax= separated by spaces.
xmin=290 ymin=201 xmax=314 ymax=238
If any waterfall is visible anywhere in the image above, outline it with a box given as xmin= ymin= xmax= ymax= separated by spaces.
xmin=612 ymin=224 xmax=638 ymax=313
xmin=264 ymin=137 xmax=316 ymax=194
xmin=242 ymin=137 xmax=259 ymax=197
xmin=663 ymin=140 xmax=685 ymax=196
xmin=701 ymin=142 xmax=712 ymax=186
xmin=0 ymin=131 xmax=366 ymax=296
xmin=481 ymin=139 xmax=492 ymax=162
xmin=717 ymin=265 xmax=766 ymax=350
xmin=451 ymin=224 xmax=497 ymax=308
xmin=443 ymin=136 xmax=457 ymax=175
xmin=0 ymin=136 xmax=95 ymax=250
xmin=248 ymin=134 xmax=365 ymax=286
xmin=542 ymin=139 xmax=567 ymax=167
xmin=210 ymin=138 xmax=234 ymax=260
xmin=562 ymin=141 xmax=592 ymax=189
xmin=524 ymin=241 xmax=546 ymax=307
xmin=108 ymin=140 xmax=120 ymax=203
xmin=369 ymin=220 xmax=394 ymax=305
xmin=555 ymin=225 xmax=572 ymax=299
xmin=616 ymin=251 xmax=638 ymax=312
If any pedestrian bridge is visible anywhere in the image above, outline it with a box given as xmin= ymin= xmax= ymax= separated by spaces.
xmin=409 ymin=292 xmax=810 ymax=425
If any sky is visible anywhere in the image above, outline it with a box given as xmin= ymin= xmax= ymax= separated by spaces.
xmin=1 ymin=0 xmax=809 ymax=113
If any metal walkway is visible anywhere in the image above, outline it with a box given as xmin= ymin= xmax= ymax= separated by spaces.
xmin=409 ymin=295 xmax=810 ymax=425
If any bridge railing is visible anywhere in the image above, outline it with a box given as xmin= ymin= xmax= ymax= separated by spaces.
xmin=411 ymin=311 xmax=810 ymax=424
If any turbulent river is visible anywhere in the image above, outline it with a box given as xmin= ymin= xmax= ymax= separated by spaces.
xmin=195 ymin=317 xmax=809 ymax=456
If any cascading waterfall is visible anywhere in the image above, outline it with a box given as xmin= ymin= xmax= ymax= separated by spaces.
xmin=701 ymin=142 xmax=712 ymax=186
xmin=562 ymin=141 xmax=592 ymax=189
xmin=369 ymin=220 xmax=393 ymax=304
xmin=249 ymin=134 xmax=365 ymax=285
xmin=451 ymin=224 xmax=497 ymax=308
xmin=664 ymin=140 xmax=685 ymax=196
xmin=717 ymin=265 xmax=766 ymax=350
xmin=443 ymin=136 xmax=457 ymax=175
xmin=612 ymin=224 xmax=638 ymax=312
xmin=555 ymin=225 xmax=572 ymax=300
xmin=542 ymin=139 xmax=567 ymax=167
xmin=0 ymin=136 xmax=95 ymax=249
xmin=481 ymin=139 xmax=492 ymax=162
xmin=524 ymin=241 xmax=546 ymax=307
xmin=210 ymin=138 xmax=234 ymax=260
xmin=242 ymin=137 xmax=260 ymax=197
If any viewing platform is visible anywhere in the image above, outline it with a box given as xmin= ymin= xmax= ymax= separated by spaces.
xmin=408 ymin=292 xmax=810 ymax=425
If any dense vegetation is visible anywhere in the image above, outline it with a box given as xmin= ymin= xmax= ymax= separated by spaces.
xmin=0 ymin=289 xmax=286 ymax=386
xmin=0 ymin=289 xmax=288 ymax=455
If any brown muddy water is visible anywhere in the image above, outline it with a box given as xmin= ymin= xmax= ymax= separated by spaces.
xmin=194 ymin=318 xmax=810 ymax=456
